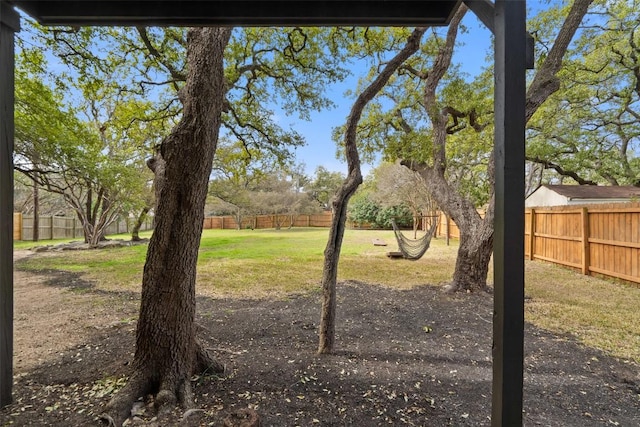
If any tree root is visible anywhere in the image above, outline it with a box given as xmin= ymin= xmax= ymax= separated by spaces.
xmin=99 ymin=340 xmax=225 ymax=426
xmin=443 ymin=281 xmax=493 ymax=294
xmin=100 ymin=373 xmax=151 ymax=427
xmin=194 ymin=339 xmax=225 ymax=375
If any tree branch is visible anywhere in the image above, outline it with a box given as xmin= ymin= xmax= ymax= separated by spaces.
xmin=526 ymin=0 xmax=594 ymax=122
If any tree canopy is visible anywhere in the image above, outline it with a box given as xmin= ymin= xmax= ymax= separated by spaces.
xmin=526 ymin=0 xmax=640 ymax=188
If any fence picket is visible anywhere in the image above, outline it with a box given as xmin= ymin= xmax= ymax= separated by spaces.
xmin=13 ymin=203 xmax=640 ymax=286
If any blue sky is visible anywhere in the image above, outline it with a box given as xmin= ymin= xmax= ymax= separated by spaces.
xmin=288 ymin=14 xmax=494 ymax=177
xmin=291 ymin=2 xmax=549 ymax=178
xmin=17 ymin=2 xmax=551 ymax=179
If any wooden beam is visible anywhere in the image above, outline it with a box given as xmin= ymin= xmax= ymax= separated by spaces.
xmin=464 ymin=0 xmax=534 ymax=69
xmin=528 ymin=208 xmax=535 ymax=260
xmin=492 ymin=0 xmax=526 ymax=425
xmin=11 ymin=0 xmax=462 ymax=26
xmin=0 ymin=0 xmax=19 ymax=409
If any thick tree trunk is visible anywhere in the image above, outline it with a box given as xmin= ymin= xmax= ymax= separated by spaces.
xmin=318 ymin=27 xmax=427 ymax=354
xmin=401 ymin=6 xmax=496 ymax=293
xmin=449 ymin=212 xmax=494 ymax=292
xmin=102 ymin=27 xmax=231 ymax=426
xmin=411 ymin=161 xmax=494 ymax=292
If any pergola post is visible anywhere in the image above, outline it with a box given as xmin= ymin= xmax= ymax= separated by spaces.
xmin=0 ymin=3 xmax=529 ymax=421
xmin=0 ymin=1 xmax=19 ymax=408
xmin=492 ymin=0 xmax=526 ymax=425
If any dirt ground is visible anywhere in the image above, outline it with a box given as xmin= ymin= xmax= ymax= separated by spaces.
xmin=1 ymin=250 xmax=639 ymax=426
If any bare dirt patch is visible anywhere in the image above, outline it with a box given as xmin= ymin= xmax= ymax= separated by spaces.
xmin=2 ymin=251 xmax=639 ymax=426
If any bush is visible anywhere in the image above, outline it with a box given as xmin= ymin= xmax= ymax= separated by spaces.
xmin=375 ymin=204 xmax=413 ymax=229
xmin=349 ymin=197 xmax=413 ymax=229
xmin=348 ymin=196 xmax=380 ymax=227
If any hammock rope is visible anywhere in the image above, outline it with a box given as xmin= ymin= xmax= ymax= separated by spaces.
xmin=391 ymin=215 xmax=439 ymax=260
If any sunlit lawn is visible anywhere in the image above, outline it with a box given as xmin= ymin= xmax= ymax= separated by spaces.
xmin=14 ymin=227 xmax=640 ymax=363
xmin=15 ymin=228 xmax=459 ymax=296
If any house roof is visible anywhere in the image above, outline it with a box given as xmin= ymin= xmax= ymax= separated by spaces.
xmin=9 ymin=0 xmax=462 ymax=26
xmin=540 ymin=184 xmax=640 ymax=200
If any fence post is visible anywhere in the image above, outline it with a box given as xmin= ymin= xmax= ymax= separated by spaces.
xmin=528 ymin=209 xmax=535 ymax=260
xmin=13 ymin=213 xmax=21 ymax=241
xmin=581 ymin=207 xmax=590 ymax=275
xmin=445 ymin=215 xmax=450 ymax=246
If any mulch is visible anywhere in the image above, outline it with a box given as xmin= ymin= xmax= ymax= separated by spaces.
xmin=1 ymin=280 xmax=639 ymax=426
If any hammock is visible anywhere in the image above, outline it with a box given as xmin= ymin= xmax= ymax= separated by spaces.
xmin=391 ymin=216 xmax=439 ymax=260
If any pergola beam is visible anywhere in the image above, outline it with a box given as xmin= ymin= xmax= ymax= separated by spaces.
xmin=464 ymin=0 xmax=534 ymax=69
xmin=0 ymin=3 xmax=527 ymax=426
xmin=10 ymin=0 xmax=461 ymax=26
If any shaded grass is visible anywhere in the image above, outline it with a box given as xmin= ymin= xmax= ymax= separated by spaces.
xmin=14 ymin=228 xmax=640 ymax=363
xmin=524 ymin=260 xmax=640 ymax=363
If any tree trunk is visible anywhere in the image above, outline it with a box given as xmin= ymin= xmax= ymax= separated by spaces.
xmin=146 ymin=148 xmax=165 ymax=229
xmin=32 ymin=176 xmax=39 ymax=242
xmin=102 ymin=27 xmax=231 ymax=426
xmin=449 ymin=212 xmax=494 ymax=292
xmin=318 ymin=27 xmax=427 ymax=354
xmin=131 ymin=207 xmax=150 ymax=241
xmin=411 ymin=161 xmax=495 ymax=292
xmin=82 ymin=188 xmax=92 ymax=243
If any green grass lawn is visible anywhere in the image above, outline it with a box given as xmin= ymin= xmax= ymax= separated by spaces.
xmin=14 ymin=227 xmax=640 ymax=363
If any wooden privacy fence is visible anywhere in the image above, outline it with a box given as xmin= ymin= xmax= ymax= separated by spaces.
xmin=14 ymin=206 xmax=639 ymax=285
xmin=203 ymin=211 xmax=333 ymax=230
xmin=434 ymin=209 xmax=486 ymax=241
xmin=525 ymin=203 xmax=640 ymax=286
xmin=13 ymin=213 xmax=153 ymax=241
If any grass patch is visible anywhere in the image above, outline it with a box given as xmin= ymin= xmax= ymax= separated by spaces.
xmin=525 ymin=260 xmax=640 ymax=363
xmin=13 ymin=238 xmax=78 ymax=250
xmin=15 ymin=227 xmax=640 ymax=363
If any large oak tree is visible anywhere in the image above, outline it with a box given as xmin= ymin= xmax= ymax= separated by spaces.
xmin=102 ymin=27 xmax=232 ymax=426
xmin=352 ymin=0 xmax=593 ymax=292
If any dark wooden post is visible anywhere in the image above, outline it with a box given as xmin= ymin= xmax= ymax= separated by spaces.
xmin=0 ymin=1 xmax=19 ymax=408
xmin=492 ymin=0 xmax=526 ymax=425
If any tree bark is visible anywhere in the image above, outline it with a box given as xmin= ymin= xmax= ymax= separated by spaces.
xmin=318 ymin=27 xmax=427 ymax=354
xmin=131 ymin=206 xmax=150 ymax=241
xmin=404 ymin=0 xmax=591 ymax=292
xmin=403 ymin=6 xmax=495 ymax=292
xmin=32 ymin=176 xmax=39 ymax=242
xmin=146 ymin=148 xmax=165 ymax=229
xmin=409 ymin=159 xmax=495 ymax=292
xmin=102 ymin=27 xmax=231 ymax=426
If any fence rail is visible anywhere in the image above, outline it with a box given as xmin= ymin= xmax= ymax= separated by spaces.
xmin=13 ymin=213 xmax=153 ymax=241
xmin=203 ymin=211 xmax=333 ymax=230
xmin=14 ymin=205 xmax=639 ymax=286
xmin=525 ymin=203 xmax=640 ymax=286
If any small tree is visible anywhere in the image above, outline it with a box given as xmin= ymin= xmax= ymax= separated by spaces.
xmin=319 ymin=26 xmax=429 ymax=354
xmin=370 ymin=162 xmax=436 ymax=235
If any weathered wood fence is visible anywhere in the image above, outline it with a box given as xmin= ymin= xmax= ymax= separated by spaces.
xmin=13 ymin=213 xmax=153 ymax=241
xmin=14 ymin=205 xmax=639 ymax=285
xmin=431 ymin=205 xmax=639 ymax=286
xmin=203 ymin=211 xmax=333 ymax=230
xmin=434 ymin=210 xmax=486 ymax=241
xmin=525 ymin=203 xmax=640 ymax=286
